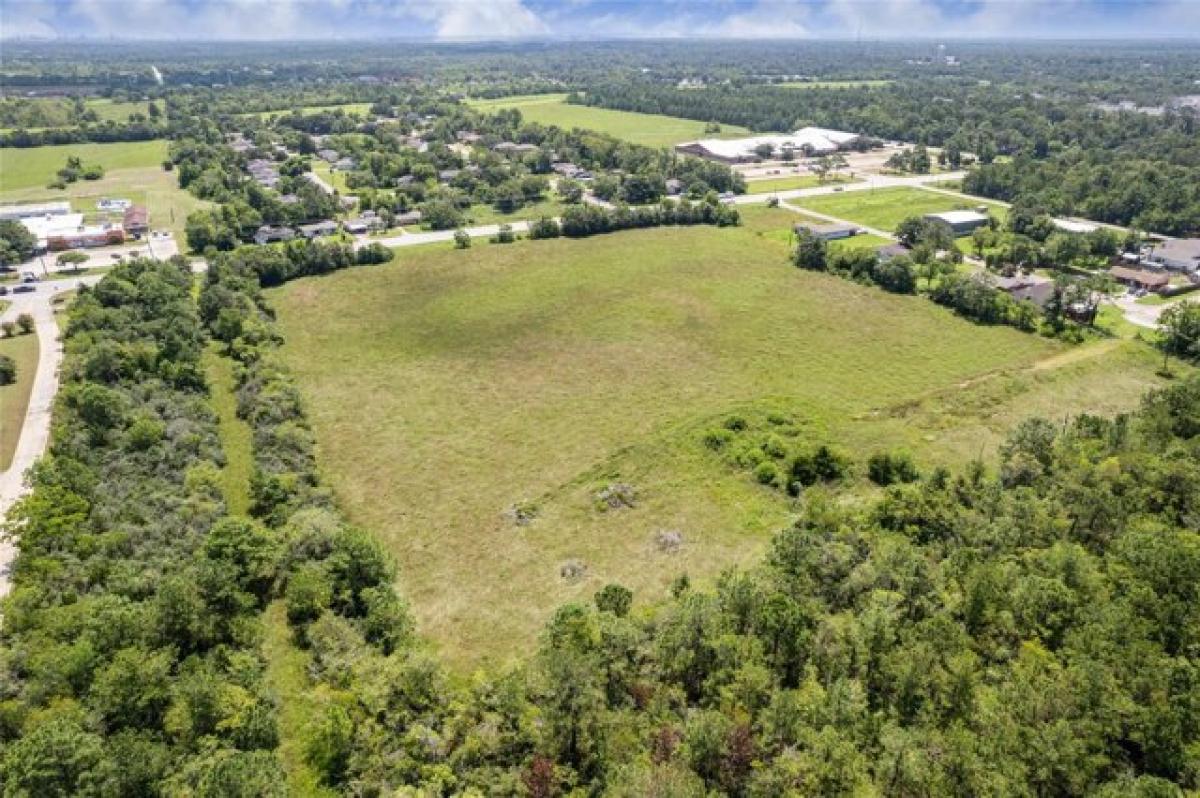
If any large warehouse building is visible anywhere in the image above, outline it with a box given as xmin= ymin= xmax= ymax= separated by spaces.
xmin=675 ymin=127 xmax=861 ymax=163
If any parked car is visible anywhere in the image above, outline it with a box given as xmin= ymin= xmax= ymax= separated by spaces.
xmin=0 ymin=285 xmax=9 ymax=296
xmin=13 ymin=285 xmax=35 ymax=294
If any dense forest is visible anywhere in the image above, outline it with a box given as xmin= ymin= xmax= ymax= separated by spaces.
xmin=2 ymin=251 xmax=1199 ymax=795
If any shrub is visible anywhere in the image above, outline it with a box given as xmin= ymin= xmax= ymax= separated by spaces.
xmin=867 ymin=451 xmax=920 ymax=486
xmin=453 ymin=229 xmax=471 ymax=249
xmin=595 ymin=583 xmax=634 ymax=617
xmin=702 ymin=428 xmax=734 ymax=450
xmin=0 ymin=322 xmax=14 ymax=338
xmin=16 ymin=313 xmax=34 ymax=334
xmin=754 ymin=461 xmax=780 ymax=486
xmin=723 ymin=414 xmax=748 ymax=432
xmin=528 ymin=216 xmax=561 ymax=240
xmin=0 ymin=354 xmax=15 ymax=385
xmin=491 ymin=224 xmax=517 ymax=244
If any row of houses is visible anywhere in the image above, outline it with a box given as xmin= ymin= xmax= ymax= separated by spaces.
xmin=247 ymin=158 xmax=280 ymax=189
xmin=252 ymin=209 xmax=421 ymax=244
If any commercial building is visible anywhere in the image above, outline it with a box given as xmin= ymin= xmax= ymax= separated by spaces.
xmin=794 ymin=221 xmax=858 ymax=240
xmin=1148 ymin=238 xmax=1200 ymax=273
xmin=675 ymin=127 xmax=861 ymax=164
xmin=923 ymin=210 xmax=990 ymax=236
xmin=18 ymin=213 xmax=125 ymax=251
xmin=0 ymin=201 xmax=71 ymax=221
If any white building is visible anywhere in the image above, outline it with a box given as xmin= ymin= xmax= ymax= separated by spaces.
xmin=0 ymin=201 xmax=72 ymax=221
xmin=675 ymin=127 xmax=861 ymax=163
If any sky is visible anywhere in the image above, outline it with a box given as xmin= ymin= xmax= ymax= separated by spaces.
xmin=3 ymin=0 xmax=1199 ymax=41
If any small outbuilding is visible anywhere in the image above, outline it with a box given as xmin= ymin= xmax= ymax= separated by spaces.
xmin=923 ymin=210 xmax=990 ymax=236
xmin=794 ymin=221 xmax=858 ymax=241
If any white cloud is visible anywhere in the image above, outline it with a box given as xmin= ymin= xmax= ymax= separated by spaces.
xmin=2 ymin=0 xmax=58 ymax=37
xmin=396 ymin=0 xmax=549 ymax=40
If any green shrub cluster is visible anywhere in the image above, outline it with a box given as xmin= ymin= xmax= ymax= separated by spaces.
xmin=703 ymin=411 xmax=851 ymax=494
xmin=558 ymin=198 xmax=740 ymax=238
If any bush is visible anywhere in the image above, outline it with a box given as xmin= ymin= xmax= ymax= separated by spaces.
xmin=723 ymin=414 xmax=748 ymax=432
xmin=702 ymin=428 xmax=734 ymax=450
xmin=594 ymin=583 xmax=634 ymax=617
xmin=453 ymin=229 xmax=471 ymax=249
xmin=0 ymin=354 xmax=15 ymax=385
xmin=528 ymin=216 xmax=561 ymax=240
xmin=1 ymin=321 xmax=15 ymax=338
xmin=16 ymin=313 xmax=34 ymax=334
xmin=867 ymin=451 xmax=920 ymax=486
xmin=491 ymin=224 xmax=517 ymax=244
xmin=754 ymin=461 xmax=780 ymax=486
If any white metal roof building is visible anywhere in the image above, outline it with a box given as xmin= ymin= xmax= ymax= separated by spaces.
xmin=923 ymin=210 xmax=991 ymax=235
xmin=675 ymin=127 xmax=861 ymax=163
xmin=0 ymin=201 xmax=72 ymax=220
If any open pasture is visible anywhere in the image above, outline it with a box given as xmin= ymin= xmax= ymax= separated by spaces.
xmin=467 ymin=93 xmax=752 ymax=148
xmin=0 ymin=139 xmax=169 ymax=192
xmin=791 ymin=186 xmax=1008 ymax=233
xmin=265 ymin=219 xmax=1168 ymax=667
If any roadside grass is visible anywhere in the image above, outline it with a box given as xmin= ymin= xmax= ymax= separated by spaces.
xmin=791 ymin=186 xmax=1008 ymax=233
xmin=777 ymin=80 xmax=894 ymax=89
xmin=1095 ymin=304 xmax=1144 ymax=339
xmin=829 ymin=233 xmax=892 ymax=252
xmin=745 ymin=175 xmax=854 ymax=194
xmin=0 ymin=139 xmax=169 ymax=192
xmin=464 ymin=198 xmax=565 ymax=227
xmin=0 ymin=161 xmax=210 ymax=247
xmin=466 ymin=93 xmax=753 ymax=148
xmin=204 ymin=346 xmax=254 ymax=516
xmin=260 ymin=222 xmax=1178 ymax=669
xmin=0 ymin=331 xmax=39 ymax=471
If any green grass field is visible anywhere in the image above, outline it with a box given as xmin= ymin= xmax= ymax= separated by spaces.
xmin=745 ymin=174 xmax=855 ymax=194
xmin=238 ymin=102 xmax=374 ymax=121
xmin=465 ymin=198 xmax=565 ymax=227
xmin=266 ymin=221 xmax=1172 ymax=668
xmin=309 ymin=161 xmax=350 ymax=193
xmin=466 ymin=93 xmax=753 ymax=148
xmin=0 ymin=144 xmax=209 ymax=245
xmin=0 ymin=140 xmax=169 ymax=192
xmin=792 ymin=186 xmax=1008 ymax=233
xmin=0 ymin=331 xmax=39 ymax=471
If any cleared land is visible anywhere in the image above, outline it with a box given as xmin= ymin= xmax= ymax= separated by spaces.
xmin=745 ymin=175 xmax=854 ymax=194
xmin=467 ymin=93 xmax=752 ymax=148
xmin=0 ymin=139 xmax=169 ymax=192
xmin=0 ymin=332 xmax=39 ymax=471
xmin=792 ymin=186 xmax=1008 ymax=232
xmin=0 ymin=142 xmax=209 ymax=245
xmin=268 ymin=217 xmax=1171 ymax=668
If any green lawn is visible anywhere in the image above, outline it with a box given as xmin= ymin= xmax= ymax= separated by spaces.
xmin=466 ymin=93 xmax=752 ymax=148
xmin=0 ymin=139 xmax=169 ymax=192
xmin=204 ymin=346 xmax=254 ymax=516
xmin=777 ymin=80 xmax=894 ymax=90
xmin=0 ymin=331 xmax=39 ymax=471
xmin=464 ymin=198 xmax=565 ymax=227
xmin=792 ymin=187 xmax=1008 ymax=233
xmin=829 ymin=233 xmax=893 ymax=252
xmin=745 ymin=174 xmax=855 ymax=194
xmin=239 ymin=102 xmax=375 ymax=121
xmin=265 ymin=222 xmax=1172 ymax=668
xmin=309 ymin=160 xmax=350 ymax=194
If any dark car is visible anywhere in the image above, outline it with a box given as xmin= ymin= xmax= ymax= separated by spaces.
xmin=12 ymin=285 xmax=35 ymax=294
xmin=0 ymin=286 xmax=8 ymax=296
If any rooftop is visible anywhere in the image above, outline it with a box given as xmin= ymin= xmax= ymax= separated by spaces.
xmin=925 ymin=210 xmax=989 ymax=225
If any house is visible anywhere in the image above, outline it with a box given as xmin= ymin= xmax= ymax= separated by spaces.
xmin=552 ymin=161 xmax=581 ymax=177
xmin=1148 ymin=238 xmax=1200 ymax=273
xmin=333 ymin=157 xmax=357 ymax=171
xmin=19 ymin=213 xmax=124 ymax=251
xmin=1006 ymin=281 xmax=1057 ymax=308
xmin=665 ymin=178 xmax=684 ymax=196
xmin=396 ymin=175 xmax=417 ymax=187
xmin=122 ymin=206 xmax=149 ymax=236
xmin=876 ymin=243 xmax=912 ymax=261
xmin=317 ymin=149 xmax=340 ymax=163
xmin=253 ymin=225 xmax=295 ymax=245
xmin=394 ymin=210 xmax=423 ymax=226
xmin=438 ymin=169 xmax=461 ymax=182
xmin=794 ymin=221 xmax=858 ymax=240
xmin=923 ymin=210 xmax=990 ymax=236
xmin=298 ymin=221 xmax=339 ymax=239
xmin=344 ymin=214 xmax=385 ymax=234
xmin=279 ymin=194 xmax=300 ymax=205
xmin=1110 ymin=265 xmax=1170 ymax=291
xmin=456 ymin=131 xmax=482 ymax=144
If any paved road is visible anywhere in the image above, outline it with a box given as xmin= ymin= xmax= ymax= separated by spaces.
xmin=0 ymin=276 xmax=102 ymax=597
xmin=366 ymin=220 xmax=532 ymax=248
xmin=11 ymin=233 xmax=181 ymax=278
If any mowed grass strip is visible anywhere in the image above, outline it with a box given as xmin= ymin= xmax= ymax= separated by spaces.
xmin=269 ymin=224 xmax=1077 ymax=666
xmin=0 ymin=139 xmax=169 ymax=192
xmin=467 ymin=93 xmax=752 ymax=148
xmin=792 ymin=186 xmax=1008 ymax=233
xmin=0 ymin=332 xmax=39 ymax=471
